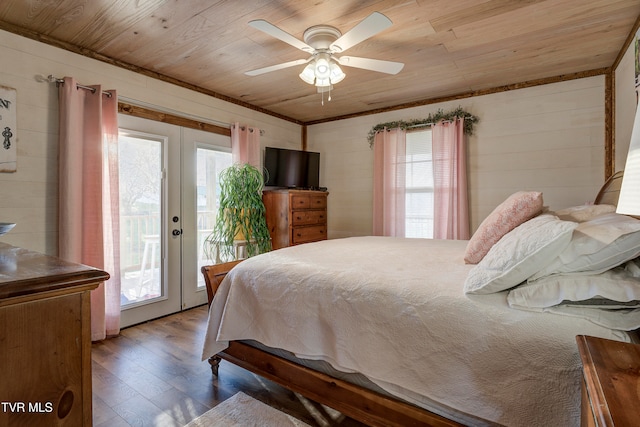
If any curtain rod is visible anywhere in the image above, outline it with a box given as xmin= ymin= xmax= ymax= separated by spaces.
xmin=45 ymin=75 xmax=266 ymax=135
xmin=47 ymin=75 xmax=113 ymax=98
xmin=232 ymin=123 xmax=265 ymax=136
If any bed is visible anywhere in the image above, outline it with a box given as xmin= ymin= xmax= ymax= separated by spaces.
xmin=201 ymin=171 xmax=640 ymax=427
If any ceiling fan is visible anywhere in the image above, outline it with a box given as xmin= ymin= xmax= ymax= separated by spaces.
xmin=245 ymin=12 xmax=404 ymax=98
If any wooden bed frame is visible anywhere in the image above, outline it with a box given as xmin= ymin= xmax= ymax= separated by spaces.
xmin=200 ymin=171 xmax=625 ymax=427
xmin=201 ymin=262 xmax=463 ymax=427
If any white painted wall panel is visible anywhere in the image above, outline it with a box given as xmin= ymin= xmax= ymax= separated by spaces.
xmin=0 ymin=27 xmax=622 ymax=251
xmin=615 ymin=41 xmax=637 ymax=171
xmin=309 ymin=77 xmax=606 ymax=238
xmin=0 ymin=30 xmax=301 ymax=254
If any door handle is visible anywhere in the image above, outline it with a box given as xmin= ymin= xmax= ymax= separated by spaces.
xmin=172 ymin=229 xmax=182 ymax=236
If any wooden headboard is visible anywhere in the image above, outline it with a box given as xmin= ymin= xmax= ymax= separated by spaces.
xmin=594 ymin=170 xmax=623 ymax=206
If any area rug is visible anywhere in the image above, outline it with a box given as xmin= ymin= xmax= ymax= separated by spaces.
xmin=184 ymin=392 xmax=312 ymax=426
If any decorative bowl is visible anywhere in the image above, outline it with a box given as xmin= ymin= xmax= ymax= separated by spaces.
xmin=0 ymin=223 xmax=16 ymax=236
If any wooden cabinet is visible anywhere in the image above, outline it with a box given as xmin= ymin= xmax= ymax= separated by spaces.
xmin=0 ymin=243 xmax=108 ymax=427
xmin=263 ymin=189 xmax=328 ymax=250
xmin=576 ymin=335 xmax=640 ymax=427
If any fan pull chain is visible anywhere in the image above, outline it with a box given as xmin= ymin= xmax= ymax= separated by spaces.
xmin=320 ymin=87 xmax=332 ymax=106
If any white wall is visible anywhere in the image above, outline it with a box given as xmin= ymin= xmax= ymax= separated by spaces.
xmin=0 ymin=28 xmax=621 ymax=251
xmin=0 ymin=30 xmax=301 ymax=254
xmin=615 ymin=40 xmax=637 ymax=170
xmin=308 ymin=76 xmax=606 ymax=238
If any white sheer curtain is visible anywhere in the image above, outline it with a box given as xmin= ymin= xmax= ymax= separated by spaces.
xmin=372 ymin=128 xmax=406 ymax=236
xmin=58 ymin=77 xmax=121 ymax=341
xmin=231 ymin=122 xmax=261 ymax=167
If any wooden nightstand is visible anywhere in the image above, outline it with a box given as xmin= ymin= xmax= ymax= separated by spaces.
xmin=576 ymin=335 xmax=640 ymax=427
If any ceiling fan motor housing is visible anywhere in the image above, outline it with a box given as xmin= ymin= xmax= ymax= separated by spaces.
xmin=303 ymin=25 xmax=342 ymax=51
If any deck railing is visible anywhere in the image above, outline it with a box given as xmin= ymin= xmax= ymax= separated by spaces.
xmin=120 ymin=211 xmax=216 ymax=271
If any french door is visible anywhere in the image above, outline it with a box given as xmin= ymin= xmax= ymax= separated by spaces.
xmin=181 ymin=127 xmax=232 ymax=309
xmin=117 ymin=114 xmax=231 ymax=327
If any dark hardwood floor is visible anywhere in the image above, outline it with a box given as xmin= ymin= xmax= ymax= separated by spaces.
xmin=92 ymin=305 xmax=367 ymax=426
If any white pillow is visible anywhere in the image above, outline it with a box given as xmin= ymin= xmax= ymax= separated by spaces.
xmin=508 ymin=264 xmax=640 ymax=310
xmin=464 ymin=215 xmax=577 ymax=294
xmin=530 ymin=213 xmax=640 ymax=280
xmin=554 ymin=204 xmax=616 ymax=223
xmin=540 ymin=305 xmax=640 ymax=331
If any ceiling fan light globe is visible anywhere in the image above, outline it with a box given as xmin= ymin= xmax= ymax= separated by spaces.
xmin=299 ymin=63 xmax=316 ymax=85
xmin=315 ymin=57 xmax=331 ymax=78
xmin=329 ymin=62 xmax=345 ymax=84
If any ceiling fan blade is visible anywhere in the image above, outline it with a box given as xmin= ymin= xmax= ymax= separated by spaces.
xmin=249 ymin=19 xmax=314 ymax=52
xmin=337 ymin=56 xmax=404 ymax=74
xmin=330 ymin=12 xmax=392 ymax=53
xmin=245 ymin=58 xmax=310 ymax=76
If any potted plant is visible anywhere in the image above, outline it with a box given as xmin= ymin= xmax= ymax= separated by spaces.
xmin=203 ymin=163 xmax=271 ymax=262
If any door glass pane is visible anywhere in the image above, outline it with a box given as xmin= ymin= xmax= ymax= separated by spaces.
xmin=196 ymin=147 xmax=232 ymax=286
xmin=119 ymin=132 xmax=163 ymax=307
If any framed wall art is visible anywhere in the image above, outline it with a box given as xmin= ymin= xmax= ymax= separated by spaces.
xmin=0 ymin=85 xmax=16 ymax=173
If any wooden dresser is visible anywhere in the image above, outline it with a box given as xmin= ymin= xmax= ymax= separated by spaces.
xmin=263 ymin=189 xmax=328 ymax=250
xmin=577 ymin=335 xmax=640 ymax=427
xmin=0 ymin=243 xmax=109 ymax=427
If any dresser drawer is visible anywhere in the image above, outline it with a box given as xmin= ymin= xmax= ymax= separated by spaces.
xmin=292 ymin=225 xmax=326 ymax=244
xmin=291 ymin=209 xmax=326 ymax=226
xmin=291 ymin=194 xmax=311 ymax=209
xmin=290 ymin=194 xmax=327 ymax=210
xmin=309 ymin=195 xmax=327 ymax=209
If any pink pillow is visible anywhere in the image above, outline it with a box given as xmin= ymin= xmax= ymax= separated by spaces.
xmin=464 ymin=191 xmax=543 ymax=264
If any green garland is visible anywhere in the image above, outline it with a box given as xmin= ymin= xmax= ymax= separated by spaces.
xmin=367 ymin=106 xmax=479 ymax=148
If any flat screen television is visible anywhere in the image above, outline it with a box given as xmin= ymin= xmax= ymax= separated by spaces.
xmin=264 ymin=147 xmax=320 ymax=189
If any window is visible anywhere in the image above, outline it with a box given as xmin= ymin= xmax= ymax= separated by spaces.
xmin=196 ymin=146 xmax=232 ymax=272
xmin=118 ymin=131 xmax=164 ymax=306
xmin=405 ymin=130 xmax=434 ymax=238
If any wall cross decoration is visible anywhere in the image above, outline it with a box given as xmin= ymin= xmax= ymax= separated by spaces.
xmin=0 ymin=85 xmax=16 ymax=173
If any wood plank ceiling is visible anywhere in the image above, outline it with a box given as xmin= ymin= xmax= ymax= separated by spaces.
xmin=0 ymin=0 xmax=639 ymax=124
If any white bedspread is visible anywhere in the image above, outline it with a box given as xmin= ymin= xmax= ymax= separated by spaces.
xmin=202 ymin=237 xmax=633 ymax=427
